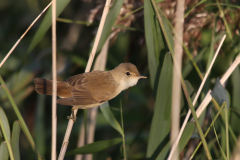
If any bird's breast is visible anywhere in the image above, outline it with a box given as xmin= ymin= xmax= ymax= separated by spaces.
xmin=112 ymin=78 xmax=139 ymax=97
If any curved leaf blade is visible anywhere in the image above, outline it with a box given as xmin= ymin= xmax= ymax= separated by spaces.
xmin=0 ymin=108 xmax=10 ymax=142
xmin=179 ymin=122 xmax=196 ymax=152
xmin=27 ymin=0 xmax=71 ymax=53
xmin=230 ymin=66 xmax=240 ymax=132
xmin=96 ymin=0 xmax=125 ymax=53
xmin=11 ymin=121 xmax=21 ymax=160
xmin=144 ymin=0 xmax=165 ymax=88
xmin=211 ymin=78 xmax=229 ymax=108
xmin=146 ymin=53 xmax=173 ymax=159
xmin=0 ymin=107 xmax=14 ymax=160
xmin=100 ymin=102 xmax=123 ymax=136
xmin=156 ymin=121 xmax=196 ymax=159
xmin=0 ymin=142 xmax=9 ymax=160
xmin=0 ymin=76 xmax=43 ymax=159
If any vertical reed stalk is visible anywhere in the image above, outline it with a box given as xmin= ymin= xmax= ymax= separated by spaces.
xmin=78 ymin=36 xmax=110 ymax=160
xmin=170 ymin=0 xmax=185 ymax=159
xmin=170 ymin=52 xmax=212 ymax=159
xmin=51 ymin=0 xmax=57 ymax=159
xmin=58 ymin=0 xmax=112 ymax=159
xmin=74 ymin=120 xmax=85 ymax=160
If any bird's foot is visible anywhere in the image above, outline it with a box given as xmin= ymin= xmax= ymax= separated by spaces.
xmin=67 ymin=116 xmax=77 ymax=122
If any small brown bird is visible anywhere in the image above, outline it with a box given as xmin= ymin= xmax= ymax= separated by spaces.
xmin=34 ymin=63 xmax=147 ymax=121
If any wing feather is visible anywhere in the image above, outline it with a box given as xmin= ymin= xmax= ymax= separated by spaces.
xmin=58 ymin=71 xmax=117 ymax=106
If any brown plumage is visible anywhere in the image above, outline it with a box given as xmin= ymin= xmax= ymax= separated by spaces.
xmin=34 ymin=63 xmax=147 ymax=121
xmin=34 ymin=78 xmax=72 ymax=98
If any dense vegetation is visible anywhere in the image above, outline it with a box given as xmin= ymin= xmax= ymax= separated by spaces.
xmin=1 ymin=0 xmax=240 ymax=159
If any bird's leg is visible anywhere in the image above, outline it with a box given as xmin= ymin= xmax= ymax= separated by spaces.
xmin=67 ymin=106 xmax=78 ymax=122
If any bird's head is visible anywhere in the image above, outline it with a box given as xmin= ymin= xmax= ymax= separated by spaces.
xmin=111 ymin=63 xmax=147 ymax=91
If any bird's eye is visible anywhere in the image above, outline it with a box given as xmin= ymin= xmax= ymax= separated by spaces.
xmin=126 ymin=72 xmax=131 ymax=76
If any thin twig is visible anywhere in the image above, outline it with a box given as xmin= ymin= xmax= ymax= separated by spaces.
xmin=181 ymin=71 xmax=212 ymax=159
xmin=74 ymin=120 xmax=85 ymax=160
xmin=212 ymin=98 xmax=240 ymax=152
xmin=211 ymin=110 xmax=227 ymax=159
xmin=51 ymin=0 xmax=57 ymax=159
xmin=0 ymin=1 xmax=52 ymax=68
xmin=120 ymin=101 xmax=127 ymax=160
xmin=225 ymin=103 xmax=229 ymax=160
xmin=189 ymin=54 xmax=240 ymax=155
xmin=196 ymin=53 xmax=240 ymax=117
xmin=58 ymin=0 xmax=112 ymax=159
xmin=83 ymin=35 xmax=110 ymax=160
xmin=216 ymin=0 xmax=233 ymax=39
xmin=170 ymin=0 xmax=184 ymax=159
xmin=170 ymin=51 xmax=212 ymax=159
xmin=168 ymin=34 xmax=226 ymax=160
xmin=75 ymin=37 xmax=110 ymax=160
xmin=190 ymin=100 xmax=226 ymax=160
xmin=84 ymin=1 xmax=111 ymax=72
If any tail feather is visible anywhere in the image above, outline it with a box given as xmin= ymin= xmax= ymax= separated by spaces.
xmin=34 ymin=78 xmax=52 ymax=95
xmin=34 ymin=78 xmax=72 ymax=98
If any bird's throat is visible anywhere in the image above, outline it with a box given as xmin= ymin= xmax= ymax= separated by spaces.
xmin=119 ymin=78 xmax=139 ymax=91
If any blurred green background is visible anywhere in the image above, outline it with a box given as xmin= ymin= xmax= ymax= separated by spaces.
xmin=1 ymin=0 xmax=240 ymax=159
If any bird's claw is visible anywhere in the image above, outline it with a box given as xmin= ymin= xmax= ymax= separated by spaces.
xmin=67 ymin=116 xmax=77 ymax=122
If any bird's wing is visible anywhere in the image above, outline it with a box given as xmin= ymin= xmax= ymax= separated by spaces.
xmin=57 ymin=87 xmax=98 ymax=105
xmin=64 ymin=73 xmax=86 ymax=86
xmin=58 ymin=71 xmax=117 ymax=106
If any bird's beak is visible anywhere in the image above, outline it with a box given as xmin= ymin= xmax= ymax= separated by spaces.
xmin=138 ymin=75 xmax=147 ymax=78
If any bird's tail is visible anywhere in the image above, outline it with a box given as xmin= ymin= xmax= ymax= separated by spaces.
xmin=34 ymin=78 xmax=72 ymax=98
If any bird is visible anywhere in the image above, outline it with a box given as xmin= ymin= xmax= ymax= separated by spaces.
xmin=34 ymin=63 xmax=147 ymax=121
